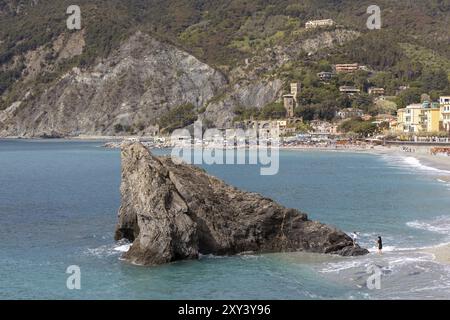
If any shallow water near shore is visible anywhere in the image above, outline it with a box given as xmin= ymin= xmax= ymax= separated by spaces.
xmin=1 ymin=139 xmax=450 ymax=299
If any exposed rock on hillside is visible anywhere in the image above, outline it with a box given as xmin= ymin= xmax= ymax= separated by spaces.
xmin=0 ymin=31 xmax=227 ymax=137
xmin=115 ymin=143 xmax=368 ymax=266
xmin=201 ymin=29 xmax=360 ymax=129
xmin=202 ymin=79 xmax=283 ymax=129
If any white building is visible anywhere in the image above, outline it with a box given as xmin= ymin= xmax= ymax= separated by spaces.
xmin=317 ymin=72 xmax=333 ymax=81
xmin=440 ymin=96 xmax=450 ymax=132
xmin=339 ymin=86 xmax=361 ymax=95
xmin=305 ymin=19 xmax=335 ymax=29
xmin=368 ymin=87 xmax=385 ymax=95
xmin=336 ymin=108 xmax=364 ymax=119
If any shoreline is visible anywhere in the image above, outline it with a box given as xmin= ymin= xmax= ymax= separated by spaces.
xmin=423 ymin=244 xmax=450 ymax=265
xmin=370 ymin=145 xmax=450 ymax=173
xmin=3 ymin=136 xmax=450 ymax=172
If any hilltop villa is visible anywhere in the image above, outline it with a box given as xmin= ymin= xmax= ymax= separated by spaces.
xmin=339 ymin=86 xmax=361 ymax=95
xmin=334 ymin=64 xmax=359 ymax=73
xmin=440 ymin=96 xmax=450 ymax=132
xmin=336 ymin=108 xmax=364 ymax=119
xmin=305 ymin=19 xmax=335 ymax=29
xmin=368 ymin=87 xmax=385 ymax=95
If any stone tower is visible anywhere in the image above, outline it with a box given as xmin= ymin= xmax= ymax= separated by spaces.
xmin=283 ymin=94 xmax=295 ymax=118
xmin=282 ymin=83 xmax=300 ymax=118
xmin=290 ymin=82 xmax=301 ymax=102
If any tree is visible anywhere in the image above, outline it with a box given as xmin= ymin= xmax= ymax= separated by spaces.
xmin=338 ymin=119 xmax=378 ymax=137
xmin=159 ymin=103 xmax=198 ymax=132
xmin=259 ymin=102 xmax=286 ymax=119
xmin=352 ymin=94 xmax=373 ymax=112
xmin=395 ymin=88 xmax=422 ymax=108
xmin=420 ymin=69 xmax=449 ymax=92
xmin=295 ymin=105 xmax=316 ymax=121
xmin=316 ymin=101 xmax=338 ymax=121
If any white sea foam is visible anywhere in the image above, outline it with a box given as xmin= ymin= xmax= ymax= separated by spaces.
xmin=367 ymin=245 xmax=397 ymax=253
xmin=86 ymin=245 xmax=119 ymax=257
xmin=85 ymin=241 xmax=131 ymax=257
xmin=380 ymin=154 xmax=450 ymax=175
xmin=198 ymin=253 xmax=228 ymax=260
xmin=319 ymin=259 xmax=369 ymax=273
xmin=402 ymin=157 xmax=444 ymax=173
xmin=407 ymin=216 xmax=450 ymax=235
xmin=114 ymin=244 xmax=131 ymax=252
xmin=318 ymin=251 xmax=435 ymax=276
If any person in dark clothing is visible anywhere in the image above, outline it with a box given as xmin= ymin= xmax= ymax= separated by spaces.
xmin=376 ymin=236 xmax=383 ymax=254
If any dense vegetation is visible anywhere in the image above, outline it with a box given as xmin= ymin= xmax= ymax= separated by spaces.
xmin=338 ymin=118 xmax=379 ymax=137
xmin=159 ymin=103 xmax=198 ymax=132
xmin=234 ymin=102 xmax=287 ymax=121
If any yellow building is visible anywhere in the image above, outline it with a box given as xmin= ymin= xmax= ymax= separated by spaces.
xmin=396 ymin=104 xmax=422 ymax=133
xmin=420 ymin=105 xmax=441 ymax=132
xmin=396 ymin=102 xmax=441 ymax=133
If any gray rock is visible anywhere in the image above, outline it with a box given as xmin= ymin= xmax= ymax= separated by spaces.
xmin=115 ymin=143 xmax=368 ymax=266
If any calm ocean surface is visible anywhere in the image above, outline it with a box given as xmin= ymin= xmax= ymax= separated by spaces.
xmin=1 ymin=139 xmax=450 ymax=299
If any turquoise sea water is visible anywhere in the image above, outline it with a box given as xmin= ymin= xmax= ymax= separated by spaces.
xmin=1 ymin=139 xmax=450 ymax=299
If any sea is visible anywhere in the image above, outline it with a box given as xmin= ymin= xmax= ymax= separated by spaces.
xmin=1 ymin=139 xmax=450 ymax=299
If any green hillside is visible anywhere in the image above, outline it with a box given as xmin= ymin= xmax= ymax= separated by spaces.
xmin=1 ymin=0 xmax=449 ymax=114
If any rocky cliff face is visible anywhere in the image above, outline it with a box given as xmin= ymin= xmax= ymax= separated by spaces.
xmin=0 ymin=31 xmax=227 ymax=137
xmin=115 ymin=143 xmax=368 ymax=266
xmin=201 ymin=79 xmax=283 ymax=129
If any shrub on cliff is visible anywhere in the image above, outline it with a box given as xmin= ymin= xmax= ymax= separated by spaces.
xmin=159 ymin=103 xmax=198 ymax=133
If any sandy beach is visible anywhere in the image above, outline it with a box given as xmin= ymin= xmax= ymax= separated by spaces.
xmin=423 ymin=244 xmax=450 ymax=265
xmin=282 ymin=143 xmax=450 ymax=172
xmin=371 ymin=144 xmax=450 ymax=172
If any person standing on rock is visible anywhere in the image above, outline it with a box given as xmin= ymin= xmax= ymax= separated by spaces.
xmin=350 ymin=232 xmax=359 ymax=247
xmin=376 ymin=236 xmax=383 ymax=254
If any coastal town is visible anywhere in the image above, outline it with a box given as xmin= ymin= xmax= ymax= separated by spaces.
xmin=112 ymin=77 xmax=450 ymax=155
xmin=104 ymin=18 xmax=450 ymax=155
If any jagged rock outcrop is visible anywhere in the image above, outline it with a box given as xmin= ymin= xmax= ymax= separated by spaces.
xmin=115 ymin=143 xmax=368 ymax=266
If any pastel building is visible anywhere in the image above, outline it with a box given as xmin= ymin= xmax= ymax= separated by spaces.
xmin=440 ymin=96 xmax=450 ymax=132
xmin=336 ymin=108 xmax=364 ymax=119
xmin=335 ymin=64 xmax=359 ymax=73
xmin=368 ymin=87 xmax=385 ymax=95
xmin=420 ymin=102 xmax=441 ymax=132
xmin=339 ymin=86 xmax=360 ymax=95
xmin=396 ymin=104 xmax=423 ymax=133
xmin=396 ymin=102 xmax=441 ymax=133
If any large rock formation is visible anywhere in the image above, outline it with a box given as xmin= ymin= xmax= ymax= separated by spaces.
xmin=115 ymin=143 xmax=368 ymax=266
